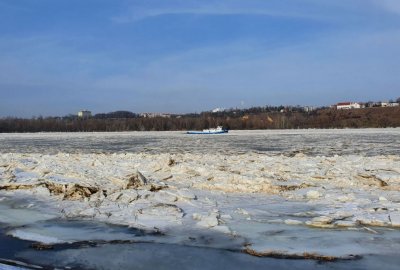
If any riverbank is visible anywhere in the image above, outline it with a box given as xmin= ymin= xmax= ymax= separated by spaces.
xmin=1 ymin=107 xmax=400 ymax=133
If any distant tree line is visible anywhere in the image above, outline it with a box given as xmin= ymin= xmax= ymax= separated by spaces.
xmin=1 ymin=106 xmax=399 ymax=133
xmin=93 ymin=111 xmax=139 ymax=119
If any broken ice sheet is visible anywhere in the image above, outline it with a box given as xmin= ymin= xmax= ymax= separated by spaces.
xmin=239 ymin=221 xmax=400 ymax=258
xmin=0 ymin=129 xmax=399 ymax=262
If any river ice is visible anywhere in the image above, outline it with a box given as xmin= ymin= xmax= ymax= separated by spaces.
xmin=0 ymin=129 xmax=400 ymax=268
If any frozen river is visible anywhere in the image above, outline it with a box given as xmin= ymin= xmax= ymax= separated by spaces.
xmin=1 ymin=129 xmax=400 ymax=269
xmin=1 ymin=129 xmax=399 ymax=156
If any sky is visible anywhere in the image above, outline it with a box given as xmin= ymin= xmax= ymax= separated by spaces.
xmin=1 ymin=0 xmax=400 ymax=117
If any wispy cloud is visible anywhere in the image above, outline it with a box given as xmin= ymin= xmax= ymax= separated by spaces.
xmin=89 ymin=28 xmax=400 ymax=111
xmin=374 ymin=0 xmax=400 ymax=15
xmin=110 ymin=0 xmax=335 ymax=23
xmin=1 ymin=0 xmax=400 ymax=116
xmin=110 ymin=0 xmax=396 ymax=24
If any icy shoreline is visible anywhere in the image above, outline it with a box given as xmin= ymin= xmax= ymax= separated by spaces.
xmin=1 ymin=129 xmax=400 ymax=261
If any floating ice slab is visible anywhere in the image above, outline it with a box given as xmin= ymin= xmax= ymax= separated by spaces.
xmin=7 ymin=220 xmax=146 ymax=244
xmin=0 ymin=199 xmax=58 ymax=227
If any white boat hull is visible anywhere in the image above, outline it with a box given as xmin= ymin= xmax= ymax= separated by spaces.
xmin=186 ymin=130 xmax=228 ymax=135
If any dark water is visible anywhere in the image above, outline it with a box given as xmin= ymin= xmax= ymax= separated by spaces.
xmin=0 ymin=228 xmax=30 ymax=259
xmin=0 ymin=129 xmax=399 ymax=156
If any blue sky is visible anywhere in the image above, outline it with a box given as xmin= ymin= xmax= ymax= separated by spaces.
xmin=1 ymin=0 xmax=400 ymax=117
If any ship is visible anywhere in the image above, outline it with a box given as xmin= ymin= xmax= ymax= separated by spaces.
xmin=186 ymin=126 xmax=228 ymax=134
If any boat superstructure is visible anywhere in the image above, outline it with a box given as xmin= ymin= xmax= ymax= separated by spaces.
xmin=187 ymin=126 xmax=228 ymax=134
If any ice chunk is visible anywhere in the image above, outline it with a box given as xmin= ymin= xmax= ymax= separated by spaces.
xmin=152 ymin=190 xmax=178 ymax=203
xmin=335 ymin=220 xmax=357 ymax=227
xmin=176 ymin=189 xmax=197 ymax=200
xmin=306 ymin=216 xmax=334 ymax=228
xmin=389 ymin=212 xmax=400 ymax=227
xmin=306 ymin=190 xmax=321 ymax=200
xmin=196 ymin=211 xmax=220 ymax=228
xmin=135 ymin=204 xmax=184 ymax=228
xmin=284 ymin=219 xmax=303 ymax=225
xmin=212 ymin=225 xmax=232 ymax=234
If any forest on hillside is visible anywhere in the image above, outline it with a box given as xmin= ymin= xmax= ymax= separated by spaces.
xmin=1 ymin=107 xmax=399 ymax=132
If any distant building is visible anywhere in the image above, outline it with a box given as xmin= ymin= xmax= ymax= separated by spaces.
xmin=303 ymin=106 xmax=315 ymax=112
xmin=336 ymin=102 xmax=361 ymax=110
xmin=78 ymin=110 xmax=92 ymax=118
xmin=382 ymin=102 xmax=399 ymax=107
xmin=212 ymin=108 xmax=225 ymax=113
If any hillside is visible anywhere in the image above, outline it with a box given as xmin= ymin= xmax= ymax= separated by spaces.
xmin=0 ymin=107 xmax=399 ymax=132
